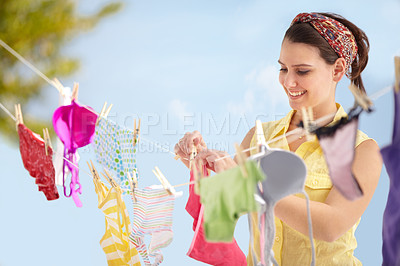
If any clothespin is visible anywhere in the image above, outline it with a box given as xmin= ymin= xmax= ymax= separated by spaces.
xmin=101 ymin=168 xmax=119 ymax=189
xmin=234 ymin=143 xmax=248 ymax=178
xmin=395 ymin=56 xmax=400 ymax=93
xmin=133 ymin=118 xmax=141 ymax=146
xmin=348 ymin=84 xmax=373 ymax=111
xmin=43 ymin=128 xmax=52 ymax=156
xmin=95 ymin=102 xmax=113 ymax=126
xmin=192 ymin=160 xmax=205 ymax=195
xmin=87 ymin=160 xmax=101 ymax=181
xmin=71 ymin=82 xmax=79 ymax=101
xmin=14 ymin=104 xmax=23 ymax=130
xmin=301 ymin=106 xmax=316 ymax=141
xmin=152 ymin=166 xmax=176 ymax=195
xmin=127 ymin=172 xmax=137 ymax=202
xmin=53 ymin=78 xmax=65 ymax=95
xmin=255 ymin=120 xmax=267 ymax=153
xmin=189 ymin=144 xmax=197 ymax=170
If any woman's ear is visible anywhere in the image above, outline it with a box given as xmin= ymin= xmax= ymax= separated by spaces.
xmin=333 ymin=58 xmax=346 ymax=82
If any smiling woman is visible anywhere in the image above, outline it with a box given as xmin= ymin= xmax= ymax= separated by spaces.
xmin=175 ymin=12 xmax=382 ymax=266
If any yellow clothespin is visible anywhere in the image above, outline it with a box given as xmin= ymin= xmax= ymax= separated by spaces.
xmin=87 ymin=160 xmax=101 ymax=181
xmin=95 ymin=102 xmax=113 ymax=126
xmin=152 ymin=166 xmax=176 ymax=195
xmin=127 ymin=172 xmax=137 ymax=202
xmin=395 ymin=56 xmax=400 ymax=93
xmin=101 ymin=168 xmax=119 ymax=189
xmin=348 ymin=84 xmax=373 ymax=111
xmin=234 ymin=143 xmax=248 ymax=178
xmin=133 ymin=118 xmax=141 ymax=146
xmin=43 ymin=128 xmax=52 ymax=156
xmin=189 ymin=144 xmax=197 ymax=170
xmin=71 ymin=82 xmax=79 ymax=101
xmin=301 ymin=106 xmax=315 ymax=141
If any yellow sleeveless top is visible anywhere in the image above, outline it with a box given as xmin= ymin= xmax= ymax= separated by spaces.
xmin=247 ymin=103 xmax=372 ymax=266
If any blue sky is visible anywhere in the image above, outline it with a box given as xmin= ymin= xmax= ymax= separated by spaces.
xmin=1 ymin=0 xmax=400 ymax=265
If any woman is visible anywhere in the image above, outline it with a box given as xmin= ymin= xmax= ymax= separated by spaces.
xmin=175 ymin=12 xmax=382 ymax=265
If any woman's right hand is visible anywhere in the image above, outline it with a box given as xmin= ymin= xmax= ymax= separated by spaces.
xmin=174 ymin=130 xmax=207 ymax=169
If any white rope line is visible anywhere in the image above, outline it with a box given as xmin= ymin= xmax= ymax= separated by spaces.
xmin=0 ymin=38 xmax=59 ymax=91
xmin=0 ymin=102 xmax=16 ymax=121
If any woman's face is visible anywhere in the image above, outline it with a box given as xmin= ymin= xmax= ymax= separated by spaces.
xmin=278 ymin=39 xmax=338 ymax=112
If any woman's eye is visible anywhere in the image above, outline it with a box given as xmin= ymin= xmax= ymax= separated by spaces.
xmin=297 ymin=70 xmax=310 ymax=75
xmin=279 ymin=68 xmax=288 ymax=72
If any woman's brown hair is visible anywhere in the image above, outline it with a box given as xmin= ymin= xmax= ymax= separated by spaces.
xmin=284 ymin=12 xmax=369 ymax=93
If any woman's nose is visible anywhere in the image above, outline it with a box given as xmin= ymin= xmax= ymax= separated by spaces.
xmin=283 ymin=72 xmax=297 ymax=89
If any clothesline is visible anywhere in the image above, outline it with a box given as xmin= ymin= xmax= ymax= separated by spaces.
xmin=0 ymin=37 xmax=395 ymax=162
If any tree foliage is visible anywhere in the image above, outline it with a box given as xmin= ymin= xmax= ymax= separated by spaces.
xmin=0 ymin=0 xmax=122 ymax=143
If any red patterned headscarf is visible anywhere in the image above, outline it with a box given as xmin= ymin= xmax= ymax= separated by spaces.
xmin=291 ymin=13 xmax=358 ymax=78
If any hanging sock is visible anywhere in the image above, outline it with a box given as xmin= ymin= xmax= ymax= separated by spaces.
xmin=93 ymin=177 xmax=141 ymax=266
xmin=381 ymin=88 xmax=400 ymax=266
xmin=314 ymin=106 xmax=364 ymax=201
xmin=18 ymin=124 xmax=59 ymax=201
xmin=93 ymin=118 xmax=139 ymax=195
xmin=251 ymin=145 xmax=315 ymax=266
xmin=186 ymin=165 xmax=247 ymax=266
xmin=52 ymin=100 xmax=98 ymax=207
xmin=129 ymin=186 xmax=176 ymax=266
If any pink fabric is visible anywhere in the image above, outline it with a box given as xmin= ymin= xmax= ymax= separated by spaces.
xmin=52 ymin=100 xmax=98 ymax=207
xmin=185 ymin=166 xmax=246 ymax=266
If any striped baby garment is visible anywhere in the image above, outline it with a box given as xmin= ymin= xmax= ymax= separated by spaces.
xmin=93 ymin=177 xmax=141 ymax=266
xmin=93 ymin=118 xmax=139 ymax=195
xmin=129 ymin=185 xmax=175 ymax=266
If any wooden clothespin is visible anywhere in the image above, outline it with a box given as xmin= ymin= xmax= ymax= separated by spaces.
xmin=301 ymin=106 xmax=316 ymax=141
xmin=53 ymin=78 xmax=65 ymax=94
xmin=95 ymin=102 xmax=113 ymax=126
xmin=14 ymin=104 xmax=23 ymax=130
xmin=189 ymin=144 xmax=197 ymax=170
xmin=43 ymin=128 xmax=52 ymax=156
xmin=71 ymin=82 xmax=79 ymax=101
xmin=192 ymin=160 xmax=205 ymax=195
xmin=133 ymin=118 xmax=141 ymax=146
xmin=87 ymin=160 xmax=101 ymax=181
xmin=101 ymin=168 xmax=119 ymax=189
xmin=127 ymin=172 xmax=137 ymax=202
xmin=152 ymin=166 xmax=176 ymax=195
xmin=255 ymin=120 xmax=267 ymax=153
xmin=234 ymin=143 xmax=248 ymax=178
xmin=348 ymin=84 xmax=373 ymax=111
xmin=395 ymin=56 xmax=400 ymax=93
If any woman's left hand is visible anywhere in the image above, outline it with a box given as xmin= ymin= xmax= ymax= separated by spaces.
xmin=194 ymin=149 xmax=236 ymax=173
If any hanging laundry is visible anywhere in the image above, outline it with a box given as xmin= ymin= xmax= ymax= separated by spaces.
xmin=52 ymin=86 xmax=80 ymax=186
xmin=93 ymin=118 xmax=138 ymax=194
xmin=186 ymin=165 xmax=247 ymax=266
xmin=199 ymin=160 xmax=264 ymax=242
xmin=129 ymin=185 xmax=176 ymax=266
xmin=93 ymin=176 xmax=141 ymax=266
xmin=52 ymin=100 xmax=98 ymax=207
xmin=314 ymin=106 xmax=364 ymax=201
xmin=250 ymin=145 xmax=315 ymax=266
xmin=18 ymin=123 xmax=59 ymax=200
xmin=381 ymin=88 xmax=400 ymax=266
